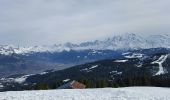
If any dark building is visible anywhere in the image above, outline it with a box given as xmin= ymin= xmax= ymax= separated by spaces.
xmin=58 ymin=80 xmax=86 ymax=89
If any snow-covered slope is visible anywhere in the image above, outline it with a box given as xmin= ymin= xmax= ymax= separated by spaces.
xmin=0 ymin=87 xmax=169 ymax=100
xmin=0 ymin=33 xmax=170 ymax=55
xmin=151 ymin=54 xmax=169 ymax=75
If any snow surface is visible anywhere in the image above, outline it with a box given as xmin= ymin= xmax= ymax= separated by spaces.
xmin=124 ymin=53 xmax=143 ymax=58
xmin=122 ymin=52 xmax=131 ymax=55
xmin=0 ymin=87 xmax=170 ymax=100
xmin=110 ymin=71 xmax=122 ymax=75
xmin=89 ymin=65 xmax=98 ymax=69
xmin=0 ymin=74 xmax=34 ymax=84
xmin=39 ymin=72 xmax=48 ymax=75
xmin=14 ymin=74 xmax=35 ymax=84
xmin=114 ymin=60 xmax=128 ymax=62
xmin=151 ymin=54 xmax=168 ymax=75
xmin=136 ymin=64 xmax=143 ymax=68
xmin=0 ymin=83 xmax=3 ymax=88
xmin=80 ymin=65 xmax=98 ymax=72
xmin=63 ymin=79 xmax=70 ymax=82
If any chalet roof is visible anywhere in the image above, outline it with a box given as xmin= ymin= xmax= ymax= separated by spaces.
xmin=58 ymin=80 xmax=86 ymax=89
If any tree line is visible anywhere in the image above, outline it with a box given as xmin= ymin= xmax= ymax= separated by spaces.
xmin=30 ymin=75 xmax=170 ymax=90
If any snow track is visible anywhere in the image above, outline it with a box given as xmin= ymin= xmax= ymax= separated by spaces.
xmin=114 ymin=60 xmax=128 ymax=62
xmin=0 ymin=87 xmax=170 ymax=100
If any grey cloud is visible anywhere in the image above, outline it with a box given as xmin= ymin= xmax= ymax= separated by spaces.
xmin=0 ymin=0 xmax=170 ymax=46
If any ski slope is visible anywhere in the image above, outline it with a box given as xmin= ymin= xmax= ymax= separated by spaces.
xmin=151 ymin=54 xmax=168 ymax=75
xmin=0 ymin=87 xmax=170 ymax=100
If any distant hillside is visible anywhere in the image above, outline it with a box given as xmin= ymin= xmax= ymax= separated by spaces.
xmin=0 ymin=48 xmax=170 ymax=91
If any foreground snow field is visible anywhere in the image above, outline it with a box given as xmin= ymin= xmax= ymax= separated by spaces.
xmin=0 ymin=87 xmax=170 ymax=100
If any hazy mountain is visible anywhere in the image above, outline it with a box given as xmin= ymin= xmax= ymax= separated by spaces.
xmin=0 ymin=33 xmax=170 ymax=55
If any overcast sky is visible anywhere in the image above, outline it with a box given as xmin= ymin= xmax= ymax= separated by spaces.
xmin=0 ymin=0 xmax=170 ymax=46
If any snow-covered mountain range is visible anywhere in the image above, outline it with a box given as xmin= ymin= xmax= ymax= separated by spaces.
xmin=1 ymin=33 xmax=170 ymax=55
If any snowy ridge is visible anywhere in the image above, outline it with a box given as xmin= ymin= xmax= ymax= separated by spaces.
xmin=0 ymin=33 xmax=170 ymax=55
xmin=0 ymin=87 xmax=170 ymax=100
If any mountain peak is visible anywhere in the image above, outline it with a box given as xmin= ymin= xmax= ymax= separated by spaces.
xmin=0 ymin=33 xmax=170 ymax=55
